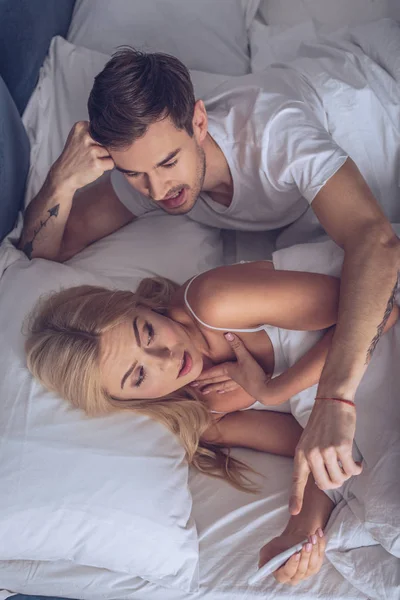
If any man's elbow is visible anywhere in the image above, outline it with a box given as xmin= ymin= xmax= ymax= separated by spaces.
xmin=17 ymin=235 xmax=59 ymax=262
xmin=346 ymin=220 xmax=400 ymax=263
xmin=57 ymin=242 xmax=82 ymax=262
xmin=58 ymin=220 xmax=91 ymax=262
xmin=371 ymin=224 xmax=400 ymax=271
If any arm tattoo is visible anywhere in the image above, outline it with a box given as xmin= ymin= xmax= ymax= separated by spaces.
xmin=366 ymin=279 xmax=398 ymax=364
xmin=22 ymin=204 xmax=60 ymax=259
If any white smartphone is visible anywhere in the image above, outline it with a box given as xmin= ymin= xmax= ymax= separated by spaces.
xmin=247 ymin=538 xmax=309 ymax=586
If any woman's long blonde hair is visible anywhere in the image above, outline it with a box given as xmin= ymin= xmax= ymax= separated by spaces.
xmin=25 ymin=278 xmax=258 ymax=492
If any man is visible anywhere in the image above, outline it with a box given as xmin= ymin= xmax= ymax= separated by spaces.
xmin=19 ymin=23 xmax=400 ymax=518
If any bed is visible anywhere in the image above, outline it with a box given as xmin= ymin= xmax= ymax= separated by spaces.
xmin=0 ymin=2 xmax=399 ymax=600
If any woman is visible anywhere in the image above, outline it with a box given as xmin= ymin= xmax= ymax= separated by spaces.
xmin=25 ymin=260 xmax=398 ymax=586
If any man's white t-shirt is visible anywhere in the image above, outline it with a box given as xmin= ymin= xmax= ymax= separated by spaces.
xmin=111 ymin=20 xmax=400 ymax=246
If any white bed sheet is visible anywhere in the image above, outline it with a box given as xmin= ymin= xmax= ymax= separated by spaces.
xmin=0 ymin=449 xmax=366 ymax=600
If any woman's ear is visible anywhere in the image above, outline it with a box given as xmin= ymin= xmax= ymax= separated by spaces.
xmin=192 ymin=100 xmax=208 ymax=144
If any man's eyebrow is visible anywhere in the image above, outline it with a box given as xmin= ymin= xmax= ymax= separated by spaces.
xmin=156 ymin=148 xmax=181 ymax=168
xmin=120 ymin=317 xmax=141 ymax=389
xmin=114 ymin=148 xmax=181 ymax=175
xmin=115 ymin=165 xmax=140 ymax=175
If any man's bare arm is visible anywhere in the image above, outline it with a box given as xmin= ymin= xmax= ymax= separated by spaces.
xmin=313 ymin=158 xmax=399 ymax=397
xmin=59 ymin=176 xmax=134 ymax=262
xmin=19 ymin=168 xmax=76 ymax=260
xmin=18 ymin=122 xmax=134 ymax=261
xmin=290 ymin=158 xmax=400 ymax=514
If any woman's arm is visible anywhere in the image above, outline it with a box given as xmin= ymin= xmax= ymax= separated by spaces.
xmin=195 ymin=303 xmax=398 ymax=409
xmin=264 ymin=327 xmax=335 ymax=405
xmin=202 ymin=409 xmax=333 ymax=584
xmin=259 ymin=475 xmax=333 ymax=586
xmin=187 ymin=261 xmax=341 ymax=332
xmin=197 ymin=327 xmax=336 ymax=409
xmin=203 ymin=410 xmax=333 ymax=527
xmin=201 ymin=409 xmax=303 ymax=457
xmin=283 ymin=474 xmax=333 ymax=539
xmin=267 ymin=302 xmax=399 ymax=405
xmin=202 ymin=410 xmax=333 ymax=527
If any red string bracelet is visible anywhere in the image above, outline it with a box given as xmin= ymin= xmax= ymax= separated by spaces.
xmin=315 ymin=397 xmax=356 ymax=409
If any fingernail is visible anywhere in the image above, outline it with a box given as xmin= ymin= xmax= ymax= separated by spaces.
xmin=190 ymin=382 xmax=199 ymax=387
xmin=311 ymin=535 xmax=317 ymax=545
xmin=202 ymin=390 xmax=210 ymax=395
xmin=224 ymin=332 xmax=234 ymax=341
xmin=317 ymin=527 xmax=324 ymax=538
xmin=217 ymin=390 xmax=225 ymax=394
xmin=295 ymin=552 xmax=301 ymax=560
xmin=306 ymin=543 xmax=312 ymax=552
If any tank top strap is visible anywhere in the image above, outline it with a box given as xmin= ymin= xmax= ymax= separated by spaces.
xmin=183 ymin=275 xmax=266 ymax=334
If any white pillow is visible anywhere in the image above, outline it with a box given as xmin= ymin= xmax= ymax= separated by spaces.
xmin=0 ymin=247 xmax=204 ymax=592
xmin=23 ymin=36 xmax=233 ymax=205
xmin=251 ymin=6 xmax=399 ymax=73
xmin=257 ymin=0 xmax=310 ymax=27
xmin=258 ymin=0 xmax=395 ymax=29
xmin=67 ymin=0 xmax=260 ymax=76
xmin=68 ymin=212 xmax=223 ymax=287
xmin=250 ymin=19 xmax=318 ymax=72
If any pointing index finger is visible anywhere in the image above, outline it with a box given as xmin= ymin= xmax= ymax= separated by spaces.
xmin=290 ymin=453 xmax=310 ymax=515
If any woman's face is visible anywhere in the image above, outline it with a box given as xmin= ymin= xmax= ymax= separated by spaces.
xmin=99 ymin=306 xmax=204 ymax=400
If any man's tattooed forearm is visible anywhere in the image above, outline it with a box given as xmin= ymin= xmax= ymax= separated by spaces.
xmin=22 ymin=204 xmax=60 ymax=259
xmin=366 ymin=279 xmax=398 ymax=364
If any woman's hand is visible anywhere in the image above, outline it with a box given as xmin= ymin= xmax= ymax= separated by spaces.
xmin=190 ymin=361 xmax=243 ymax=394
xmin=192 ymin=332 xmax=273 ymax=400
xmin=258 ymin=529 xmax=326 ymax=586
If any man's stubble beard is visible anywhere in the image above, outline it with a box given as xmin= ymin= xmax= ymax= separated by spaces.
xmin=154 ymin=142 xmax=206 ymax=215
xmin=194 ymin=143 xmax=206 ymax=201
xmin=171 ymin=142 xmax=206 ymax=215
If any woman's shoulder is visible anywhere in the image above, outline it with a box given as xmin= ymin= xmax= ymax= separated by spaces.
xmin=187 ymin=262 xmax=274 ymax=295
xmin=167 ymin=270 xmax=221 ymax=326
xmin=182 ymin=262 xmax=275 ymax=328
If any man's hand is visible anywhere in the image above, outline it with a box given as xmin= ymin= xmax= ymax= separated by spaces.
xmin=290 ymin=399 xmax=362 ymax=515
xmin=18 ymin=121 xmax=117 ymax=261
xmin=258 ymin=529 xmax=326 ymax=586
xmin=191 ymin=332 xmax=272 ymax=399
xmin=51 ymin=121 xmax=115 ymax=193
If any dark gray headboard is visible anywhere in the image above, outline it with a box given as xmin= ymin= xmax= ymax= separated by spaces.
xmin=0 ymin=0 xmax=76 ymax=241
xmin=0 ymin=0 xmax=76 ymax=115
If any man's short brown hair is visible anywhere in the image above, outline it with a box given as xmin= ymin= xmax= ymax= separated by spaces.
xmin=88 ymin=48 xmax=196 ymax=149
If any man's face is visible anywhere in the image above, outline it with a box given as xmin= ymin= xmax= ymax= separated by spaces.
xmin=109 ymin=114 xmax=206 ymax=215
